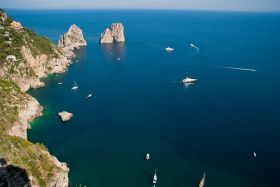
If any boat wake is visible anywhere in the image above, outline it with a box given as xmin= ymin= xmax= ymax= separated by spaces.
xmin=190 ymin=43 xmax=200 ymax=51
xmin=217 ymin=66 xmax=256 ymax=72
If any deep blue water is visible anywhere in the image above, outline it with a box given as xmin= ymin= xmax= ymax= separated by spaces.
xmin=7 ymin=9 xmax=280 ymax=187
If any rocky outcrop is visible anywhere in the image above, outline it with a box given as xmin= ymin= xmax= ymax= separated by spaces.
xmin=58 ymin=24 xmax=87 ymax=58
xmin=100 ymin=23 xmax=125 ymax=44
xmin=58 ymin=111 xmax=73 ymax=122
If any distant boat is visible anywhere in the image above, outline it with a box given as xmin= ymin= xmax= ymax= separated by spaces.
xmin=153 ymin=169 xmax=157 ymax=185
xmin=190 ymin=43 xmax=200 ymax=50
xmin=146 ymin=153 xmax=150 ymax=160
xmin=181 ymin=77 xmax=197 ymax=84
xmin=199 ymin=172 xmax=206 ymax=187
xmin=117 ymin=57 xmax=121 ymax=61
xmin=86 ymin=93 xmax=93 ymax=99
xmin=58 ymin=82 xmax=63 ymax=85
xmin=253 ymin=152 xmax=257 ymax=157
xmin=165 ymin=47 xmax=174 ymax=51
xmin=71 ymin=81 xmax=78 ymax=90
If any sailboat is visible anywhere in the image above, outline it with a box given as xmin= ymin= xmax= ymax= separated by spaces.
xmin=71 ymin=81 xmax=78 ymax=90
xmin=199 ymin=172 xmax=206 ymax=187
xmin=153 ymin=169 xmax=157 ymax=185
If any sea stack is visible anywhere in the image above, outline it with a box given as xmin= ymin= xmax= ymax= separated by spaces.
xmin=58 ymin=24 xmax=87 ymax=58
xmin=100 ymin=23 xmax=125 ymax=44
xmin=58 ymin=111 xmax=73 ymax=122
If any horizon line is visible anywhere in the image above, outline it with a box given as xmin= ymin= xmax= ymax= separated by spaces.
xmin=2 ymin=7 xmax=280 ymax=13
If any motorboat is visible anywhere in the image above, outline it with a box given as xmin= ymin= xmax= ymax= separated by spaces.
xmin=71 ymin=81 xmax=78 ymax=90
xmin=165 ymin=47 xmax=174 ymax=51
xmin=153 ymin=169 xmax=157 ymax=184
xmin=181 ymin=77 xmax=197 ymax=84
xmin=86 ymin=93 xmax=93 ymax=98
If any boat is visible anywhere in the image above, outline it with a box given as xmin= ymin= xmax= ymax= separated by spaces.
xmin=153 ymin=169 xmax=157 ymax=184
xmin=117 ymin=57 xmax=121 ymax=61
xmin=165 ymin=47 xmax=174 ymax=51
xmin=181 ymin=77 xmax=197 ymax=84
xmin=58 ymin=82 xmax=63 ymax=85
xmin=199 ymin=172 xmax=206 ymax=187
xmin=253 ymin=152 xmax=257 ymax=157
xmin=146 ymin=153 xmax=150 ymax=160
xmin=71 ymin=81 xmax=78 ymax=90
xmin=86 ymin=93 xmax=93 ymax=98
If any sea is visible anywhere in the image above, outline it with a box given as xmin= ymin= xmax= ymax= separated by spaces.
xmin=6 ymin=9 xmax=280 ymax=187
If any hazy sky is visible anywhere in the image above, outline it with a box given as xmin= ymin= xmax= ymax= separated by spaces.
xmin=1 ymin=0 xmax=280 ymax=11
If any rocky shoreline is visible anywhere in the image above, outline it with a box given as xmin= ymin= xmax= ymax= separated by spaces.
xmin=0 ymin=9 xmax=86 ymax=186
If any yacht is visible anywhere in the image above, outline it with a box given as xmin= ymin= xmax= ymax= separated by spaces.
xmin=71 ymin=81 xmax=78 ymax=90
xmin=199 ymin=172 xmax=205 ymax=187
xmin=165 ymin=47 xmax=174 ymax=51
xmin=181 ymin=77 xmax=197 ymax=84
xmin=153 ymin=169 xmax=157 ymax=185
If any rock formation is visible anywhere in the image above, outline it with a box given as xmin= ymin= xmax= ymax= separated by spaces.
xmin=58 ymin=24 xmax=87 ymax=58
xmin=58 ymin=111 xmax=73 ymax=122
xmin=100 ymin=23 xmax=125 ymax=44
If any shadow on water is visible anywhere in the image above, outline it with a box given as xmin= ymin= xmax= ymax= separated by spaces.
xmin=101 ymin=42 xmax=126 ymax=62
xmin=0 ymin=158 xmax=31 ymax=187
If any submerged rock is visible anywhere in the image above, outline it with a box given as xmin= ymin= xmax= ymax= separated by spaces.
xmin=58 ymin=111 xmax=73 ymax=122
xmin=100 ymin=23 xmax=125 ymax=44
xmin=58 ymin=24 xmax=87 ymax=58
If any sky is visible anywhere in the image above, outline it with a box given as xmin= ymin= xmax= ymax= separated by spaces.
xmin=1 ymin=0 xmax=280 ymax=11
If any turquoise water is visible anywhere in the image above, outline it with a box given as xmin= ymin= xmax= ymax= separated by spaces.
xmin=7 ymin=10 xmax=280 ymax=186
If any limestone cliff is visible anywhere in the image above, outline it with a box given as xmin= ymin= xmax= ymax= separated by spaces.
xmin=100 ymin=23 xmax=125 ymax=44
xmin=59 ymin=24 xmax=87 ymax=58
xmin=0 ymin=9 xmax=86 ymax=186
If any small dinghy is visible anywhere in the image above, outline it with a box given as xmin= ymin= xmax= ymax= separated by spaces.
xmin=199 ymin=172 xmax=206 ymax=187
xmin=71 ymin=81 xmax=78 ymax=90
xmin=165 ymin=47 xmax=174 ymax=51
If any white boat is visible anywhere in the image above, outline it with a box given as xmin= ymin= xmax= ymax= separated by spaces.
xmin=165 ymin=47 xmax=174 ymax=51
xmin=71 ymin=81 xmax=78 ymax=90
xmin=117 ymin=57 xmax=121 ymax=61
xmin=253 ymin=152 xmax=257 ymax=157
xmin=58 ymin=82 xmax=63 ymax=85
xmin=86 ymin=93 xmax=93 ymax=99
xmin=181 ymin=77 xmax=197 ymax=84
xmin=146 ymin=153 xmax=150 ymax=160
xmin=153 ymin=169 xmax=157 ymax=184
xmin=199 ymin=172 xmax=206 ymax=187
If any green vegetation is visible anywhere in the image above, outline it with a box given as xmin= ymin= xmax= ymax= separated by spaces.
xmin=0 ymin=79 xmax=28 ymax=133
xmin=0 ymin=134 xmax=62 ymax=186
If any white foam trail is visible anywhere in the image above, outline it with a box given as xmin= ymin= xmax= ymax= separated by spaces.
xmin=190 ymin=43 xmax=200 ymax=51
xmin=220 ymin=66 xmax=256 ymax=72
